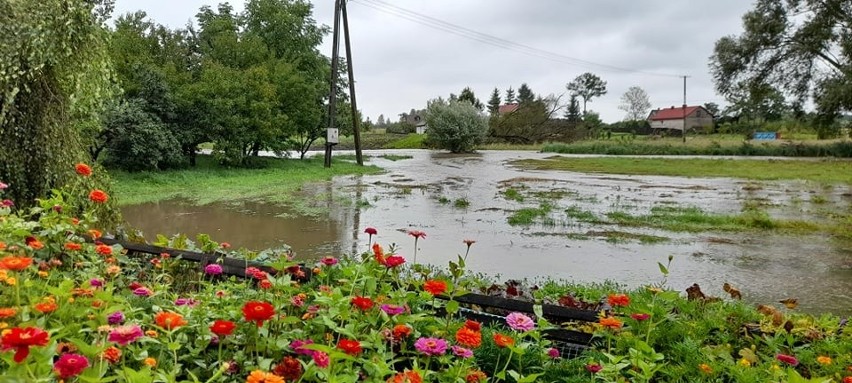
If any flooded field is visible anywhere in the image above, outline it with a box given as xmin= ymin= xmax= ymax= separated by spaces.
xmin=123 ymin=150 xmax=852 ymax=315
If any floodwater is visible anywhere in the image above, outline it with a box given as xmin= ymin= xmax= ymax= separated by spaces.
xmin=123 ymin=150 xmax=852 ymax=315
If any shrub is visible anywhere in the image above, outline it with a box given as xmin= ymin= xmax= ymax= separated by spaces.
xmin=424 ymin=98 xmax=488 ymax=153
xmin=101 ymin=101 xmax=185 ymax=171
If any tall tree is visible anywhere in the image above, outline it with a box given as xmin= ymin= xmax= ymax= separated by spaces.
xmin=709 ymin=0 xmax=852 ymax=137
xmin=723 ymin=82 xmax=788 ymax=122
xmin=458 ymin=87 xmax=483 ymax=111
xmin=377 ymin=114 xmax=385 ymax=126
xmin=563 ymin=94 xmax=581 ymax=122
xmin=505 ymin=87 xmax=516 ymax=104
xmin=566 ymin=73 xmax=607 ymax=114
xmin=517 ymin=83 xmax=535 ymax=105
xmin=487 ymin=87 xmax=501 ymax=115
xmin=703 ymin=102 xmax=721 ymax=117
xmin=618 ymin=86 xmax=652 ymax=121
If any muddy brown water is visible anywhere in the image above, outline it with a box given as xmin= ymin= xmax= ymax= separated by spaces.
xmin=123 ymin=150 xmax=852 ymax=316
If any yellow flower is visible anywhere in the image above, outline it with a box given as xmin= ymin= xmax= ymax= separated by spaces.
xmin=0 ymin=322 xmax=7 ymax=330
xmin=1 ymin=329 xmax=11 ymax=336
xmin=646 ymin=286 xmax=663 ymax=294
xmin=145 ymin=330 xmax=158 ymax=338
xmin=37 ymin=271 xmax=48 ymax=278
xmin=770 ymin=364 xmax=780 ymax=371
xmin=699 ymin=364 xmax=713 ymax=374
xmin=5 ymin=277 xmax=16 ymax=286
xmin=739 ymin=358 xmax=751 ymax=367
xmin=143 ymin=357 xmax=157 ymax=367
xmin=816 ymin=356 xmax=831 ymax=365
xmin=97 ymin=325 xmax=111 ymax=333
xmin=106 ymin=265 xmax=121 ymax=275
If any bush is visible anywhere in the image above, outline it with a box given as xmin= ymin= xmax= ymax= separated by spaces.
xmin=101 ymin=101 xmax=185 ymax=171
xmin=424 ymin=99 xmax=488 ymax=153
xmin=384 ymin=121 xmax=416 ymax=134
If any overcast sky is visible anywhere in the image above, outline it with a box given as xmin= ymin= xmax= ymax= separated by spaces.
xmin=113 ymin=0 xmax=754 ymax=122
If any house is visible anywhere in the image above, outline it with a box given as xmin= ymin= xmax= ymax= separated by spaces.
xmin=498 ymin=103 xmax=519 ymax=115
xmin=400 ymin=109 xmax=428 ymax=134
xmin=648 ymin=105 xmax=714 ymax=133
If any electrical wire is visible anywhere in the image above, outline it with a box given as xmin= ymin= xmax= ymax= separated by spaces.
xmin=349 ymin=0 xmax=684 ymax=78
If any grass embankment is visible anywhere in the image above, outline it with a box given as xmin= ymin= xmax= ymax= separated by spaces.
xmin=111 ymin=155 xmax=382 ymax=206
xmin=542 ymin=135 xmax=852 ymax=157
xmin=514 ymin=156 xmax=852 ymax=184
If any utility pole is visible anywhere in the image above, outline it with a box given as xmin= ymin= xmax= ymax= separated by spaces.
xmin=342 ymin=0 xmax=363 ymax=165
xmin=682 ymin=75 xmax=689 ymax=144
xmin=324 ymin=0 xmax=343 ymax=168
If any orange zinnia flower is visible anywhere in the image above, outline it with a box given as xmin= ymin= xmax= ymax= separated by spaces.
xmin=64 ymin=243 xmax=82 ymax=251
xmin=34 ymin=299 xmax=58 ymax=314
xmin=387 ymin=370 xmax=422 ymax=383
xmin=492 ymin=333 xmax=514 ymax=348
xmin=154 ymin=312 xmax=187 ymax=330
xmin=392 ymin=324 xmax=412 ymax=339
xmin=455 ymin=326 xmax=482 ymax=348
xmin=246 ymin=370 xmax=285 ymax=383
xmin=89 ymin=189 xmax=109 ymax=203
xmin=599 ymin=316 xmax=623 ymax=330
xmin=75 ymin=163 xmax=92 ymax=177
xmin=101 ymin=346 xmax=121 ymax=364
xmin=0 ymin=256 xmax=32 ymax=271
xmin=95 ymin=244 xmax=112 ymax=256
xmin=607 ymin=294 xmax=630 ymax=307
xmin=0 ymin=307 xmax=16 ymax=319
xmin=88 ymin=229 xmax=102 ymax=239
xmin=26 ymin=239 xmax=44 ymax=250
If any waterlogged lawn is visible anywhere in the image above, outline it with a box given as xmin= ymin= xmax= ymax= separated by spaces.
xmin=111 ymin=155 xmax=382 ymax=206
xmin=1 ymin=170 xmax=851 ymax=382
xmin=514 ymin=156 xmax=852 ymax=184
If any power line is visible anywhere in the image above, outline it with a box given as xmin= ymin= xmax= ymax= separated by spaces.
xmin=350 ymin=0 xmax=683 ymax=78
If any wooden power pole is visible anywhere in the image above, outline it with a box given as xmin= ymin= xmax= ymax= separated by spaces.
xmin=325 ymin=0 xmax=364 ymax=167
xmin=682 ymin=75 xmax=689 ymax=144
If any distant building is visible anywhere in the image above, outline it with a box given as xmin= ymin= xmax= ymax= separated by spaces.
xmin=498 ymin=103 xmax=519 ymax=115
xmin=648 ymin=105 xmax=714 ymax=133
xmin=400 ymin=110 xmax=428 ymax=134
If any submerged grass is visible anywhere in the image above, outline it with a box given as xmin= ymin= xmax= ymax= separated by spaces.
xmin=541 ymin=136 xmax=852 ymax=157
xmin=514 ymin=156 xmax=852 ymax=184
xmin=507 ymin=203 xmax=553 ymax=225
xmin=111 ymin=155 xmax=382 ymax=206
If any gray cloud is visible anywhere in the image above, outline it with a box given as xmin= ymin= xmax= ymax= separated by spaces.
xmin=114 ymin=0 xmax=753 ymax=121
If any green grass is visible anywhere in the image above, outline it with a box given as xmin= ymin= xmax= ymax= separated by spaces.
xmin=502 ymin=188 xmax=525 ymax=202
xmin=514 ymin=156 xmax=852 ymax=184
xmin=564 ymin=206 xmax=601 ymax=223
xmin=383 ymin=134 xmax=427 ymax=149
xmin=507 ymin=203 xmax=553 ymax=225
xmin=541 ymin=136 xmax=852 ymax=157
xmin=453 ymin=198 xmax=470 ymax=208
xmin=378 ymin=154 xmax=413 ymax=161
xmin=604 ymin=206 xmax=820 ymax=233
xmin=111 ymin=155 xmax=382 ymax=206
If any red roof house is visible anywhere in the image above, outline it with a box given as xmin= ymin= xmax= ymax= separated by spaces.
xmin=648 ymin=105 xmax=714 ymax=132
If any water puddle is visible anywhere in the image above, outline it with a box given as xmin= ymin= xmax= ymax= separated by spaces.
xmin=122 ymin=150 xmax=852 ymax=315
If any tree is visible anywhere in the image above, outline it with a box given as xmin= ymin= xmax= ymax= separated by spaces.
xmin=458 ymin=87 xmax=483 ymax=111
xmin=709 ymin=0 xmax=852 ymax=138
xmin=491 ymin=95 xmax=565 ymax=143
xmin=517 ymin=83 xmax=535 ymax=105
xmin=424 ymin=98 xmax=488 ymax=153
xmin=100 ymin=100 xmax=183 ymax=171
xmin=505 ymin=87 xmax=516 ymax=104
xmin=487 ymin=88 xmax=501 ymax=116
xmin=723 ymin=82 xmax=788 ymax=122
xmin=566 ymin=73 xmax=607 ymax=114
xmin=618 ymin=86 xmax=652 ymax=121
xmin=563 ymin=94 xmax=581 ymax=122
xmin=703 ymin=102 xmax=721 ymax=117
xmin=0 ymin=0 xmax=116 ymax=209
xmin=377 ymin=114 xmax=386 ymax=126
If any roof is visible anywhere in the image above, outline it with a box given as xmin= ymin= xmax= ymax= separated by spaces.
xmin=498 ymin=103 xmax=519 ymax=114
xmin=649 ymin=106 xmax=702 ymax=121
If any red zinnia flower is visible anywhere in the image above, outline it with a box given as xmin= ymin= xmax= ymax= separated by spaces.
xmin=272 ymin=356 xmax=302 ymax=381
xmin=631 ymin=313 xmax=650 ymax=321
xmin=95 ymin=244 xmax=112 ymax=256
xmin=464 ymin=320 xmax=481 ymax=332
xmin=210 ymin=320 xmax=237 ymax=336
xmin=89 ymin=189 xmax=109 ymax=203
xmin=364 ymin=227 xmax=377 ymax=235
xmin=243 ymin=301 xmax=275 ymax=327
xmin=337 ymin=339 xmax=362 ymax=356
xmin=75 ymin=163 xmax=92 ymax=177
xmin=407 ymin=230 xmax=426 ymax=239
xmin=382 ymin=255 xmax=405 ymax=268
xmin=585 ymin=363 xmax=602 ymax=373
xmin=423 ymin=280 xmax=447 ymax=296
xmin=1 ymin=327 xmax=50 ymax=363
xmin=776 ymin=353 xmax=799 ymax=366
xmin=455 ymin=326 xmax=482 ymax=348
xmin=351 ymin=296 xmax=374 ymax=311
xmin=607 ymin=294 xmax=630 ymax=307
xmin=54 ymin=353 xmax=90 ymax=379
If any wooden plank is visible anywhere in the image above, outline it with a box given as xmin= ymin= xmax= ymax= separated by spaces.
xmin=446 ymin=293 xmax=600 ymax=322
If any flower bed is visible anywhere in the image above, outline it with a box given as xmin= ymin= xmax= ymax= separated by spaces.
xmin=0 ymin=166 xmax=851 ymax=382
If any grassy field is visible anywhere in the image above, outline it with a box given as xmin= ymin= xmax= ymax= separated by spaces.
xmin=111 ymin=155 xmax=382 ymax=206
xmin=514 ymin=156 xmax=852 ymax=184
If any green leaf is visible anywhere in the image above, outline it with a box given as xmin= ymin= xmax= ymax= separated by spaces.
xmin=657 ymin=262 xmax=668 ymax=275
xmin=445 ymin=299 xmax=459 ymax=314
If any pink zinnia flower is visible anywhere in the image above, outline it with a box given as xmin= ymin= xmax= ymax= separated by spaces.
xmin=413 ymin=337 xmax=447 ymax=356
xmin=452 ymin=345 xmax=473 ymax=358
xmin=506 ymin=312 xmax=535 ymax=332
xmin=53 ymin=353 xmax=90 ymax=379
xmin=204 ymin=264 xmax=223 ymax=275
xmin=380 ymin=304 xmax=405 ymax=315
xmin=133 ymin=287 xmax=152 ymax=297
xmin=407 ymin=230 xmax=426 ymax=239
xmin=290 ymin=295 xmax=305 ymax=308
xmin=320 ymin=257 xmax=338 ymax=266
xmin=586 ymin=363 xmax=602 ymax=373
xmin=107 ymin=311 xmax=125 ymax=325
xmin=0 ymin=182 xmax=7 ymax=190
xmin=290 ymin=339 xmax=315 ymax=356
xmin=776 ymin=354 xmax=799 ymax=366
xmin=107 ymin=324 xmax=144 ymax=345
xmin=382 ymin=255 xmax=405 ymax=268
xmin=175 ymin=298 xmax=198 ymax=307
xmin=547 ymin=348 xmax=560 ymax=359
xmin=89 ymin=279 xmax=103 ymax=288
xmin=312 ymin=351 xmax=329 ymax=368
xmin=631 ymin=313 xmax=651 ymax=321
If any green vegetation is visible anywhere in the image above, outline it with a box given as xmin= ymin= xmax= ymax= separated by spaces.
xmin=586 ymin=230 xmax=669 ymax=244
xmin=507 ymin=203 xmax=553 ymax=225
xmin=542 ymin=137 xmax=852 ymax=157
xmin=378 ymin=154 xmax=413 ymax=161
xmin=453 ymin=198 xmax=470 ymax=208
xmin=502 ymin=187 xmax=525 ymax=202
xmin=565 ymin=205 xmax=601 ymax=223
xmin=382 ymin=134 xmax=427 ymax=149
xmin=111 ymin=155 xmax=381 ymax=206
xmin=424 ymin=98 xmax=488 ymax=153
xmin=515 ymin=156 xmax=852 ymax=184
